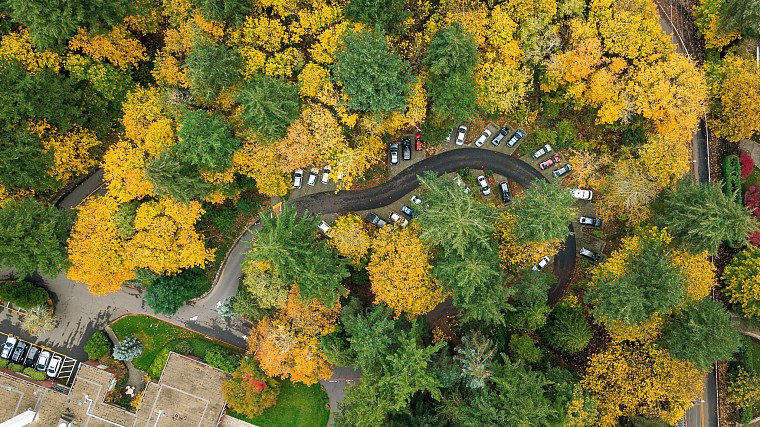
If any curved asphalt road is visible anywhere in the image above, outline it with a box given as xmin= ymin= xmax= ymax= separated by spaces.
xmin=229 ymin=148 xmax=576 ymax=305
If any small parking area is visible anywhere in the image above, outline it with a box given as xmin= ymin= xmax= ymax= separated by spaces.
xmin=0 ymin=331 xmax=80 ymax=388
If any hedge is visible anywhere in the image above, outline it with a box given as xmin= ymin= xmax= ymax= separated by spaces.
xmin=23 ymin=367 xmax=47 ymax=381
xmin=0 ymin=281 xmax=49 ymax=310
xmin=723 ymin=155 xmax=742 ymax=203
xmin=147 ymin=348 xmax=170 ymax=379
xmin=8 ymin=363 xmax=23 ymax=372
xmin=0 ymin=358 xmax=8 ymax=368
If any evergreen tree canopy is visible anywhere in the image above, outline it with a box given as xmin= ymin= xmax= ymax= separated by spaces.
xmin=185 ymin=37 xmax=243 ymax=104
xmin=144 ymin=268 xmax=207 ymax=316
xmin=343 ymin=0 xmax=410 ymax=34
xmin=425 ymin=22 xmax=479 ymax=77
xmin=654 ymin=178 xmax=758 ymax=255
xmin=0 ymin=130 xmax=56 ymax=191
xmin=510 ymin=179 xmax=577 ymax=243
xmin=175 ymin=109 xmax=241 ymax=172
xmin=191 ymin=0 xmax=251 ymax=26
xmin=333 ymin=28 xmax=413 ymax=113
xmin=0 ymin=198 xmax=73 ymax=277
xmin=234 ymin=75 xmax=300 ymax=141
xmin=144 ymin=151 xmax=217 ymax=204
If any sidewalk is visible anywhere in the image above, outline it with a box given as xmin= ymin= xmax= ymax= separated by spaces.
xmin=104 ymin=325 xmax=146 ymax=392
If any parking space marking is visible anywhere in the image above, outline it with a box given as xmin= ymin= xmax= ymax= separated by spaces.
xmin=1 ymin=331 xmax=80 ymax=387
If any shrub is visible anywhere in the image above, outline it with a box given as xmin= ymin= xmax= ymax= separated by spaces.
xmin=222 ymin=358 xmax=280 ymax=418
xmin=167 ymin=338 xmax=213 ymax=358
xmin=204 ymin=347 xmax=240 ymax=373
xmin=723 ymin=155 xmax=742 ymax=202
xmin=171 ymin=340 xmax=193 ymax=355
xmin=236 ymin=198 xmax=259 ymax=214
xmin=84 ymin=331 xmax=112 ymax=360
xmin=23 ymin=367 xmax=46 ymax=381
xmin=0 ymin=358 xmax=8 ymax=368
xmin=0 ymin=281 xmax=49 ymax=310
xmin=216 ymin=296 xmax=237 ymax=318
xmin=508 ymin=334 xmax=543 ymax=364
xmin=148 ymin=348 xmax=170 ymax=378
xmin=546 ymin=305 xmax=592 ymax=353
xmin=8 ymin=362 xmax=23 ymax=372
xmin=741 ymin=154 xmax=755 ymax=178
xmin=745 ymin=185 xmax=760 ymax=218
xmin=113 ymin=337 xmax=143 ymax=361
xmin=21 ymin=304 xmax=58 ymax=335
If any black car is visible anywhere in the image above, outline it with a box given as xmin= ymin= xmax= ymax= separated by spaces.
xmin=366 ymin=212 xmax=387 ymax=228
xmin=389 ymin=142 xmax=399 ymax=165
xmin=10 ymin=340 xmax=28 ymax=364
xmin=579 ymin=247 xmax=601 ymax=262
xmin=24 ymin=345 xmax=40 ymax=367
xmin=401 ymin=137 xmax=412 ymax=161
xmin=492 ymin=127 xmax=509 ymax=146
xmin=499 ymin=181 xmax=511 ymax=203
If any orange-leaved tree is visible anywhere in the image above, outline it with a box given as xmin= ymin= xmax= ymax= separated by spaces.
xmin=124 ymin=196 xmax=214 ymax=275
xmin=67 ymin=195 xmax=134 ymax=295
xmin=248 ymin=285 xmax=340 ymax=385
xmin=367 ymin=225 xmax=444 ymax=319
xmin=222 ymin=358 xmax=280 ymax=418
xmin=327 ymin=213 xmax=371 ymax=267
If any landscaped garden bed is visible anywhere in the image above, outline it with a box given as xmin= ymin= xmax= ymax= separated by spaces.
xmin=228 ymin=379 xmax=329 ymax=427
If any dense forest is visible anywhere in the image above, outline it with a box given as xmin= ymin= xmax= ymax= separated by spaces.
xmin=0 ymin=0 xmax=759 ymax=425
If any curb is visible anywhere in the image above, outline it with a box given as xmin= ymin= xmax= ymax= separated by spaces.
xmin=109 ymin=313 xmax=247 ymax=352
xmin=51 ymin=166 xmax=101 ymax=208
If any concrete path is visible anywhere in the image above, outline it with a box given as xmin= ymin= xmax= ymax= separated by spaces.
xmin=104 ymin=325 xmax=146 ymax=391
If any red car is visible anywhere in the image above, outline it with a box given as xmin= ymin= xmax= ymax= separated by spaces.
xmin=540 ymin=154 xmax=561 ymax=170
xmin=414 ymin=132 xmax=423 ymax=151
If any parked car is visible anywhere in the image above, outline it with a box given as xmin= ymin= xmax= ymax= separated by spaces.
xmin=455 ymin=126 xmax=467 ymax=145
xmin=366 ymin=212 xmax=387 ymax=228
xmin=47 ymin=355 xmax=62 ymax=378
xmin=401 ymin=137 xmax=412 ymax=160
xmin=571 ymin=188 xmax=593 ymax=200
xmin=477 ymin=175 xmax=491 ymax=196
xmin=445 ymin=128 xmax=453 ymax=143
xmin=506 ymin=129 xmax=524 ymax=147
xmin=24 ymin=345 xmax=40 ymax=367
xmin=415 ymin=132 xmax=423 ymax=151
xmin=321 ymin=166 xmax=332 ymax=184
xmin=389 ymin=142 xmax=399 ymax=165
xmin=293 ymin=169 xmax=303 ymax=189
xmin=532 ymin=256 xmax=551 ymax=271
xmin=1 ymin=336 xmax=17 ymax=359
xmin=401 ymin=205 xmax=414 ymax=217
xmin=11 ymin=340 xmax=28 ymax=364
xmin=579 ymin=216 xmax=602 ymax=227
xmin=499 ymin=181 xmax=512 ymax=202
xmin=579 ymin=247 xmax=601 ymax=262
xmin=553 ymin=163 xmax=573 ymax=178
xmin=492 ymin=127 xmax=509 ymax=146
xmin=36 ymin=350 xmax=51 ymax=372
xmin=453 ymin=175 xmax=471 ymax=194
xmin=475 ymin=129 xmax=492 ymax=147
xmin=307 ymin=168 xmax=319 ymax=186
xmin=532 ymin=144 xmax=553 ymax=159
xmin=539 ymin=154 xmax=561 ymax=170
xmin=389 ymin=211 xmax=409 ymax=227
xmin=411 ymin=195 xmax=423 ymax=205
xmin=317 ymin=220 xmax=332 ymax=237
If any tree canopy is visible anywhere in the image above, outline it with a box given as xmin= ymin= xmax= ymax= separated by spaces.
xmin=509 ymin=179 xmax=577 ymax=243
xmin=234 ymin=75 xmax=300 ymax=141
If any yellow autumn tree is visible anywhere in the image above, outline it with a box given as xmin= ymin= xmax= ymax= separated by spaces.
xmin=233 ymin=141 xmax=289 ymax=197
xmin=328 ymin=214 xmax=371 ymax=266
xmin=565 ymin=149 xmax=610 ymax=189
xmin=367 ymin=225 xmax=444 ymax=319
xmin=68 ymin=25 xmax=148 ymax=71
xmin=26 ymin=121 xmax=100 ymax=182
xmin=582 ymin=339 xmax=703 ymax=426
xmin=124 ymin=197 xmax=214 ymax=275
xmin=0 ymin=29 xmax=61 ymax=74
xmin=706 ymin=53 xmax=760 ymax=142
xmin=67 ymin=195 xmax=134 ymax=295
xmin=332 ymin=134 xmax=384 ymax=191
xmin=249 ymin=285 xmax=339 ymax=385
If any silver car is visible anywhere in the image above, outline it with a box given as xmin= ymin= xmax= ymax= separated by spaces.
xmin=532 ymin=256 xmax=551 ymax=271
xmin=492 ymin=127 xmax=509 ymax=146
xmin=455 ymin=126 xmax=467 ymax=145
xmin=532 ymin=144 xmax=552 ymax=159
xmin=1 ymin=336 xmax=17 ymax=359
xmin=579 ymin=216 xmax=602 ymax=227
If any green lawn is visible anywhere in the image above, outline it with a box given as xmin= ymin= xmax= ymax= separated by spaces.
xmin=229 ymin=379 xmax=330 ymax=427
xmin=110 ymin=314 xmax=243 ymax=371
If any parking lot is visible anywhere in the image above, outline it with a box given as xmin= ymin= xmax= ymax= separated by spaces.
xmin=0 ymin=331 xmax=79 ymax=388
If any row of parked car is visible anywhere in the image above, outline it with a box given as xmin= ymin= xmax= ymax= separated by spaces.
xmin=452 ymin=125 xmax=526 ymax=148
xmin=293 ymin=165 xmax=342 ymax=189
xmin=1 ymin=335 xmax=62 ymax=378
xmin=389 ymin=133 xmax=424 ymax=165
xmin=530 ymin=144 xmax=574 ymax=178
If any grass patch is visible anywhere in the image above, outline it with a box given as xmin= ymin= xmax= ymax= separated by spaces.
xmin=110 ymin=315 xmax=244 ymax=371
xmin=229 ymin=379 xmax=330 ymax=427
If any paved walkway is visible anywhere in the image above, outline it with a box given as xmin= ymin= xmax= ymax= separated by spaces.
xmin=104 ymin=325 xmax=145 ymax=391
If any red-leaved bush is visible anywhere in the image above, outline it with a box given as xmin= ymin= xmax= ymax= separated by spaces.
xmin=740 ymin=153 xmax=755 ymax=178
xmin=749 ymin=232 xmax=760 ymax=246
xmin=744 ymin=185 xmax=760 ymax=218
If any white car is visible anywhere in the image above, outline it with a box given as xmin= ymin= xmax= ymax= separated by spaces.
xmin=453 ymin=176 xmax=471 ymax=194
xmin=307 ymin=168 xmax=319 ymax=186
xmin=36 ymin=350 xmax=50 ymax=371
xmin=321 ymin=166 xmax=332 ymax=184
xmin=532 ymin=144 xmax=552 ymax=159
xmin=571 ymin=188 xmax=593 ymax=200
xmin=455 ymin=126 xmax=467 ymax=145
xmin=579 ymin=216 xmax=602 ymax=227
xmin=46 ymin=355 xmax=62 ymax=378
xmin=532 ymin=256 xmax=551 ymax=271
xmin=475 ymin=129 xmax=492 ymax=147
xmin=1 ymin=336 xmax=16 ymax=359
xmin=317 ymin=220 xmax=332 ymax=237
xmin=293 ymin=169 xmax=303 ymax=189
xmin=477 ymin=175 xmax=491 ymax=196
xmin=389 ymin=211 xmax=409 ymax=227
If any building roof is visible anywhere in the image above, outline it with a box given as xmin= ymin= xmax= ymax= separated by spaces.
xmin=0 ymin=352 xmax=229 ymax=427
